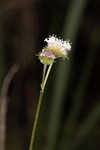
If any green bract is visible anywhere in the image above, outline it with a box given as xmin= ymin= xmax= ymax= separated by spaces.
xmin=39 ymin=55 xmax=54 ymax=65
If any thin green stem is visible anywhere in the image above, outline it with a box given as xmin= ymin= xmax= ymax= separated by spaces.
xmin=41 ymin=63 xmax=53 ymax=92
xmin=29 ymin=91 xmax=43 ymax=150
xmin=42 ymin=64 xmax=47 ymax=81
xmin=29 ymin=62 xmax=53 ymax=150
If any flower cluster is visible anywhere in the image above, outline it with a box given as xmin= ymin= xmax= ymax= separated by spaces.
xmin=39 ymin=51 xmax=55 ymax=65
xmin=39 ymin=35 xmax=71 ymax=65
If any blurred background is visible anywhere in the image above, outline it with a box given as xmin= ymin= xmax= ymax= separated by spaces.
xmin=0 ymin=0 xmax=100 ymax=150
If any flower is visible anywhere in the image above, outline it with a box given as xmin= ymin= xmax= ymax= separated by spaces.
xmin=39 ymin=51 xmax=55 ymax=65
xmin=38 ymin=35 xmax=71 ymax=65
xmin=44 ymin=35 xmax=71 ymax=58
xmin=40 ymin=51 xmax=55 ymax=59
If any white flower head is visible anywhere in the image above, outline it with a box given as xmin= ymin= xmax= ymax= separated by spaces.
xmin=44 ymin=35 xmax=71 ymax=58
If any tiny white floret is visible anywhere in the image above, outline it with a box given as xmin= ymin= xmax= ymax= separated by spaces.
xmin=44 ymin=35 xmax=71 ymax=57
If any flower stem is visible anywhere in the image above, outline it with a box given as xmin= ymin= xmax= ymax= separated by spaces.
xmin=29 ymin=90 xmax=43 ymax=150
xmin=29 ymin=62 xmax=53 ymax=150
xmin=42 ymin=64 xmax=47 ymax=81
xmin=41 ymin=62 xmax=53 ymax=92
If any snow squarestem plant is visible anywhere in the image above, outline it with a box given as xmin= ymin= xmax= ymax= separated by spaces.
xmin=28 ymin=35 xmax=71 ymax=150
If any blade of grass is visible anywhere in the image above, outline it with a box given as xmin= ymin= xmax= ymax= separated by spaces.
xmin=47 ymin=1 xmax=87 ymax=150
xmin=61 ymin=47 xmax=97 ymax=150
xmin=0 ymin=25 xmax=5 ymax=150
xmin=70 ymin=100 xmax=100 ymax=150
